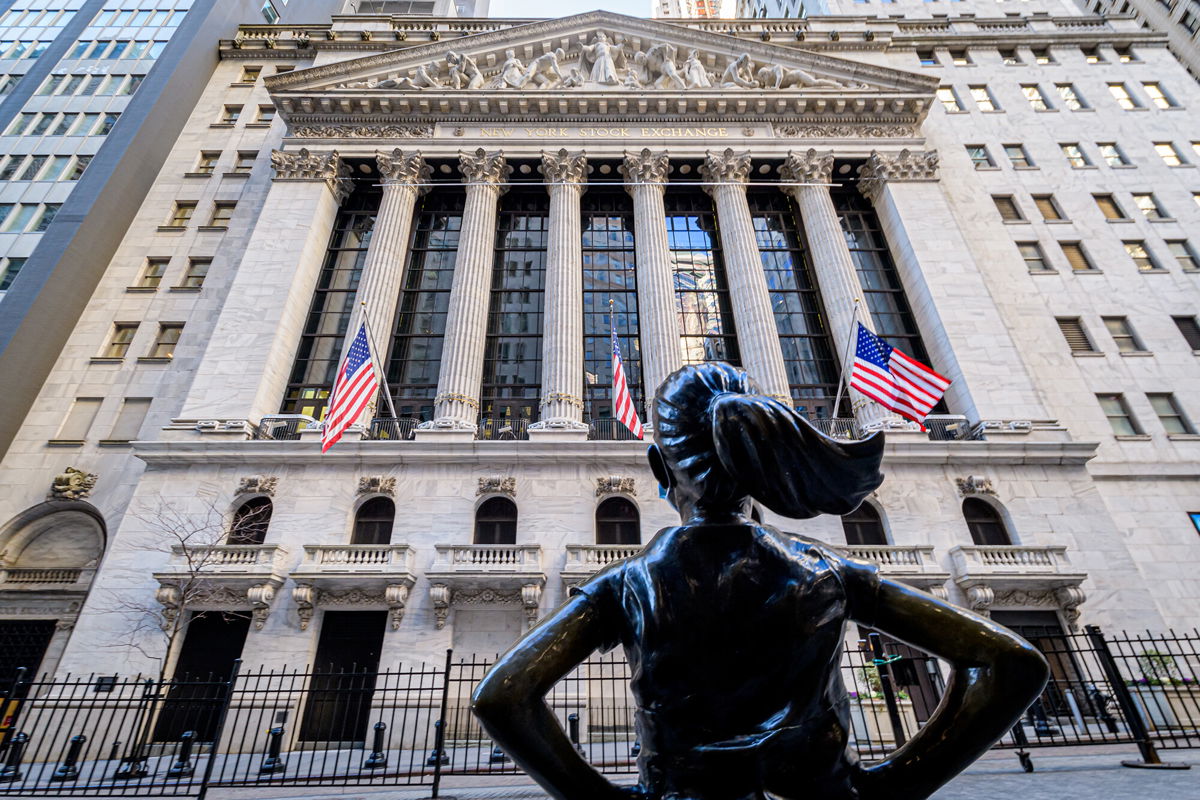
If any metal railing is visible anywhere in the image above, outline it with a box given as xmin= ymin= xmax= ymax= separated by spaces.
xmin=587 ymin=419 xmax=642 ymax=441
xmin=476 ymin=418 xmax=530 ymax=441
xmin=367 ymin=418 xmax=421 ymax=441
xmin=806 ymin=417 xmax=861 ymax=440
xmin=254 ymin=415 xmax=317 ymax=441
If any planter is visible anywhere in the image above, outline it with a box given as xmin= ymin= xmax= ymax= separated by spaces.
xmin=848 ymin=698 xmax=917 ymax=747
xmin=1130 ymin=685 xmax=1199 ymax=730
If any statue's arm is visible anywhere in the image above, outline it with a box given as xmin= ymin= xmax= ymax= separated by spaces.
xmin=472 ymin=593 xmax=628 ymax=800
xmin=848 ymin=578 xmax=1049 ymax=799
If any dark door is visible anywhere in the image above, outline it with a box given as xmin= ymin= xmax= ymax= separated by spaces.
xmin=991 ymin=610 xmax=1083 ymax=718
xmin=299 ymin=611 xmax=386 ymax=744
xmin=0 ymin=619 xmax=56 ymax=695
xmin=153 ymin=612 xmax=250 ymax=742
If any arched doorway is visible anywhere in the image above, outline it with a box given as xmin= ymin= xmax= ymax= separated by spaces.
xmin=352 ymin=497 xmax=395 ymax=545
xmin=595 ymin=497 xmax=640 ymax=545
xmin=475 ymin=497 xmax=517 ymax=545
xmin=842 ymin=503 xmax=887 ymax=546
xmin=962 ymin=498 xmax=1012 ymax=546
xmin=228 ymin=497 xmax=273 ymax=544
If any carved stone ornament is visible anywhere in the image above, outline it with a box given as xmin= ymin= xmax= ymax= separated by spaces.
xmin=269 ymin=148 xmax=354 ymax=203
xmin=155 ymin=585 xmax=181 ymax=631
xmin=477 ymin=475 xmax=516 ymax=497
xmin=522 ymin=583 xmax=543 ymax=629
xmin=457 ymin=587 xmax=523 ymax=606
xmin=237 ymin=475 xmax=278 ymax=496
xmin=430 ymin=583 xmax=451 ymax=629
xmin=965 ymin=585 xmax=994 ymax=613
xmin=292 ymin=124 xmax=434 ymax=139
xmin=376 ymin=149 xmax=431 ymax=190
xmin=50 ymin=467 xmax=97 ymax=500
xmin=620 ymin=149 xmax=670 ymax=189
xmin=459 ymin=148 xmax=512 ymax=189
xmin=358 ymin=475 xmax=397 ymax=497
xmin=857 ymin=149 xmax=940 ymax=202
xmin=780 ymin=149 xmax=834 ymax=186
xmin=773 ymin=123 xmax=918 ymax=140
xmin=541 ymin=149 xmax=588 ymax=187
xmin=955 ymin=476 xmax=996 ymax=497
xmin=293 ymin=584 xmax=317 ymax=630
xmin=699 ymin=148 xmax=751 ymax=189
xmin=596 ymin=476 xmax=637 ymax=497
xmin=247 ymin=583 xmax=276 ymax=630
xmin=386 ymin=583 xmax=411 ymax=630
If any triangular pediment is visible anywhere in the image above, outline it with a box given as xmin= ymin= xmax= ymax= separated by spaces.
xmin=266 ymin=10 xmax=936 ymax=112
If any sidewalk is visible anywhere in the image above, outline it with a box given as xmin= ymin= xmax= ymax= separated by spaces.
xmin=207 ymin=746 xmax=1199 ymax=800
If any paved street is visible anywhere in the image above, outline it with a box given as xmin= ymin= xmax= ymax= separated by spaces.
xmin=207 ymin=747 xmax=1200 ymax=800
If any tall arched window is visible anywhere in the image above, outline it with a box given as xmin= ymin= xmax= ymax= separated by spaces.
xmin=842 ymin=503 xmax=887 ymax=546
xmin=962 ymin=498 xmax=1012 ymax=546
xmin=229 ymin=497 xmax=272 ymax=545
xmin=352 ymin=497 xmax=394 ymax=545
xmin=475 ymin=497 xmax=517 ymax=545
xmin=596 ymin=497 xmax=640 ymax=545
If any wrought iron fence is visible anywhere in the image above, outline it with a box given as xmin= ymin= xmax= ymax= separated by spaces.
xmin=0 ymin=627 xmax=1196 ymax=797
xmin=476 ymin=418 xmax=530 ymax=441
xmin=587 ymin=418 xmax=642 ymax=441
xmin=253 ymin=415 xmax=316 ymax=441
xmin=366 ymin=417 xmax=422 ymax=441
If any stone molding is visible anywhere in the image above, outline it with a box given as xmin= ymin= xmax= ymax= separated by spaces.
xmin=292 ymin=124 xmax=434 ymax=138
xmin=236 ymin=475 xmax=277 ymax=496
xmin=292 ymin=583 xmax=412 ymax=630
xmin=699 ymin=148 xmax=751 ymax=189
xmin=954 ymin=475 xmax=996 ymax=497
xmin=780 ymin=148 xmax=834 ymax=185
xmin=376 ymin=149 xmax=431 ymax=190
xmin=357 ymin=476 xmax=396 ymax=496
xmin=541 ymin=149 xmax=588 ymax=187
xmin=458 ymin=147 xmax=511 ymax=190
xmin=156 ymin=582 xmax=279 ymax=630
xmin=477 ymin=475 xmax=516 ymax=497
xmin=620 ymin=148 xmax=670 ymax=190
xmin=269 ymin=148 xmax=353 ymax=203
xmin=595 ymin=476 xmax=637 ymax=497
xmin=857 ymin=148 xmax=940 ymax=201
xmin=774 ymin=123 xmax=919 ymax=139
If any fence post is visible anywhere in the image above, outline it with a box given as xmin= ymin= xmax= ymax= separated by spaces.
xmin=196 ymin=659 xmax=241 ymax=800
xmin=0 ymin=732 xmax=28 ymax=783
xmin=867 ymin=633 xmax=907 ymax=748
xmin=51 ymin=734 xmax=88 ymax=781
xmin=430 ymin=648 xmax=453 ymax=799
xmin=1084 ymin=625 xmax=1189 ymax=770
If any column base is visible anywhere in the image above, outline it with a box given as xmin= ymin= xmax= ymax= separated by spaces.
xmin=414 ymin=418 xmax=477 ymax=442
xmin=528 ymin=424 xmax=589 ymax=442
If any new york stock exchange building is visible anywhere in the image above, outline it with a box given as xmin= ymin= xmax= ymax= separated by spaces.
xmin=2 ymin=0 xmax=1199 ymax=696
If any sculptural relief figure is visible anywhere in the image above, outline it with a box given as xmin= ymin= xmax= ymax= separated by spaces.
xmin=560 ymin=67 xmax=585 ymax=88
xmin=524 ymin=47 xmax=567 ymax=89
xmin=413 ymin=60 xmax=443 ymax=89
xmin=682 ymin=48 xmax=712 ymax=89
xmin=640 ymin=43 xmax=687 ymax=90
xmin=756 ymin=63 xmax=846 ymax=90
xmin=474 ymin=363 xmax=1049 ymax=800
xmin=496 ymin=49 xmax=528 ymax=89
xmin=720 ymin=53 xmax=759 ymax=88
xmin=446 ymin=50 xmax=484 ymax=89
xmin=581 ymin=32 xmax=625 ymax=85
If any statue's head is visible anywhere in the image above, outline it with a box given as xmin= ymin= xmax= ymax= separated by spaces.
xmin=688 ymin=48 xmax=699 ymax=59
xmin=505 ymin=48 xmax=515 ymax=58
xmin=595 ymin=32 xmax=609 ymax=43
xmin=648 ymin=363 xmax=884 ymax=520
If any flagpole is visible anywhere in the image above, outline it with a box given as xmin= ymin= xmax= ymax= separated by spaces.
xmin=359 ymin=303 xmax=399 ymax=421
xmin=831 ymin=299 xmax=862 ymax=418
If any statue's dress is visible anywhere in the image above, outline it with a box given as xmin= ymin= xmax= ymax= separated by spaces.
xmin=572 ymin=524 xmax=881 ymax=800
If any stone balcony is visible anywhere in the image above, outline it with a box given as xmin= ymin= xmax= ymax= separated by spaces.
xmin=152 ymin=544 xmax=289 ymax=630
xmin=290 ymin=544 xmax=418 ymax=631
xmin=947 ymin=544 xmax=1088 ymax=625
xmin=843 ymin=545 xmax=951 ymax=599
xmin=425 ymin=544 xmax=546 ymax=630
xmin=562 ymin=544 xmax=644 ymax=588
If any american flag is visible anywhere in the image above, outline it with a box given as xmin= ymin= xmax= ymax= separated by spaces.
xmin=321 ymin=322 xmax=378 ymax=453
xmin=611 ymin=322 xmax=643 ymax=440
xmin=850 ymin=322 xmax=950 ymax=426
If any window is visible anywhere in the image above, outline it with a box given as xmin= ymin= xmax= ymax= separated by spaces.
xmin=95 ymin=323 xmax=140 ymax=362
xmin=167 ymin=202 xmax=194 ymax=227
xmin=194 ymin=151 xmax=219 ymax=174
xmin=208 ymin=201 xmax=235 ymax=227
xmin=1022 ymin=84 xmax=1052 ymax=111
xmin=0 ymin=257 xmax=25 ymax=291
xmin=238 ymin=65 xmax=261 ymax=83
xmin=1115 ymin=45 xmax=1137 ymax=63
xmin=1082 ymin=45 xmax=1104 ymax=63
xmin=1055 ymin=83 xmax=1089 ymax=110
xmin=1061 ymin=143 xmax=1091 ymax=167
xmin=137 ymin=258 xmax=168 ymax=289
xmin=966 ymin=144 xmax=994 ymax=168
xmin=148 ymin=323 xmax=182 ymax=358
xmin=53 ymin=398 xmax=102 ymax=443
xmin=37 ymin=155 xmax=70 ymax=181
xmin=1108 ymin=83 xmax=1142 ymax=109
xmin=1061 ymin=242 xmax=1096 ymax=271
xmin=219 ymin=104 xmax=240 ymax=124
xmin=51 ymin=114 xmax=75 ymax=135
xmin=842 ymin=503 xmax=887 ymax=545
xmin=1131 ymin=193 xmax=1167 ymax=219
xmin=1033 ymin=194 xmax=1065 ymax=221
xmin=31 ymin=203 xmax=59 ymax=232
xmin=999 ymin=48 xmax=1021 ymax=65
xmin=255 ymin=105 xmax=275 ymax=123
xmin=968 ymin=86 xmax=998 ymax=111
xmin=1056 ymin=317 xmax=1096 ymax=353
xmin=66 ymin=155 xmax=90 ymax=180
xmin=1149 ymin=394 xmax=1194 ymax=434
xmin=596 ymin=497 xmax=640 ymax=545
xmin=4 ymin=112 xmax=34 ymax=135
xmin=1103 ymin=316 xmax=1146 ymax=351
xmin=1167 ymin=241 xmax=1199 ymax=271
xmin=351 ymin=497 xmax=394 ymax=545
xmin=1143 ymin=83 xmax=1177 ymax=108
xmin=1154 ymin=142 xmax=1185 ymax=166
xmin=1004 ymin=144 xmax=1034 ymax=168
xmin=229 ymin=497 xmax=272 ymax=545
xmin=474 ymin=496 xmax=517 ymax=545
xmin=1173 ymin=316 xmax=1200 ymax=349
xmin=94 ymin=112 xmax=119 ymax=135
xmin=950 ymin=49 xmax=971 ymax=65
xmin=1123 ymin=241 xmax=1160 ymax=271
xmin=1094 ymin=194 xmax=1127 ymax=220
xmin=181 ymin=258 xmax=209 ymax=288
xmin=1018 ymin=241 xmax=1050 ymax=271
xmin=2 ymin=204 xmax=35 ymax=232
xmin=936 ymin=87 xmax=963 ymax=111
xmin=275 ymin=65 xmax=295 ymax=74
xmin=1032 ymin=47 xmax=1054 ymax=65
xmin=233 ymin=151 xmax=256 ymax=174
xmin=917 ymin=49 xmax=938 ymax=66
xmin=0 ymin=156 xmax=23 ymax=181
xmin=17 ymin=154 xmax=45 ymax=180
xmin=1098 ymin=394 xmax=1142 ymax=435
xmin=963 ymin=498 xmax=1012 ymax=545
xmin=105 ymin=398 xmax=151 ymax=443
xmin=992 ymin=195 xmax=1023 ymax=221
xmin=260 ymin=0 xmax=279 ymax=23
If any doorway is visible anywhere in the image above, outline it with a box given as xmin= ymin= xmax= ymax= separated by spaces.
xmin=153 ymin=612 xmax=250 ymax=742
xmin=299 ymin=611 xmax=386 ymax=744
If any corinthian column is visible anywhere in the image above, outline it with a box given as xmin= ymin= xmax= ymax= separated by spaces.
xmin=531 ymin=149 xmax=588 ymax=438
xmin=340 ymin=149 xmax=430 ymax=425
xmin=620 ymin=149 xmax=681 ymax=406
xmin=699 ymin=148 xmax=791 ymax=404
xmin=780 ymin=149 xmax=888 ymax=428
xmin=423 ymin=148 xmax=510 ymax=435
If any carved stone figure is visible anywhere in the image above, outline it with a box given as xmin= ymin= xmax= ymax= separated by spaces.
xmin=413 ymin=60 xmax=443 ymax=89
xmin=446 ymin=50 xmax=484 ymax=89
xmin=560 ymin=67 xmax=585 ymax=88
xmin=682 ymin=48 xmax=712 ymax=89
xmin=622 ymin=66 xmax=644 ymax=89
xmin=581 ymin=32 xmax=624 ymax=85
xmin=473 ymin=363 xmax=1049 ymax=800
xmin=497 ymin=49 xmax=527 ymax=89
xmin=756 ymin=63 xmax=846 ymax=90
xmin=641 ymin=43 xmax=686 ymax=90
xmin=524 ymin=48 xmax=566 ymax=89
xmin=50 ymin=467 xmax=97 ymax=500
xmin=720 ymin=53 xmax=758 ymax=88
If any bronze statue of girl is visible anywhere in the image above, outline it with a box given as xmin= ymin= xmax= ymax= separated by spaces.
xmin=474 ymin=363 xmax=1048 ymax=800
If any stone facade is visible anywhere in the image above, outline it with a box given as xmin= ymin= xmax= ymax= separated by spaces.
xmin=1 ymin=7 xmax=1198 ymax=677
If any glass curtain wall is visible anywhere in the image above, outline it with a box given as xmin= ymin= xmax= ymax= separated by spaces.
xmin=386 ymin=189 xmax=464 ymax=421
xmin=665 ymin=189 xmax=739 ymax=368
xmin=581 ymin=186 xmax=643 ymax=422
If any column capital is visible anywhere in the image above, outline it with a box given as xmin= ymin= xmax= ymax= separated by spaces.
xmin=459 ymin=147 xmax=511 ymax=192
xmin=857 ymin=148 xmax=940 ymax=201
xmin=377 ymin=149 xmax=431 ymax=192
xmin=780 ymin=148 xmax=834 ymax=186
xmin=699 ymin=148 xmax=751 ymax=194
xmin=541 ymin=148 xmax=588 ymax=190
xmin=620 ymin=148 xmax=670 ymax=194
xmin=269 ymin=148 xmax=353 ymax=203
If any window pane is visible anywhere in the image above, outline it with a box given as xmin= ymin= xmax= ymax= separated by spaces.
xmin=107 ymin=398 xmax=151 ymax=441
xmin=55 ymin=398 xmax=102 ymax=441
